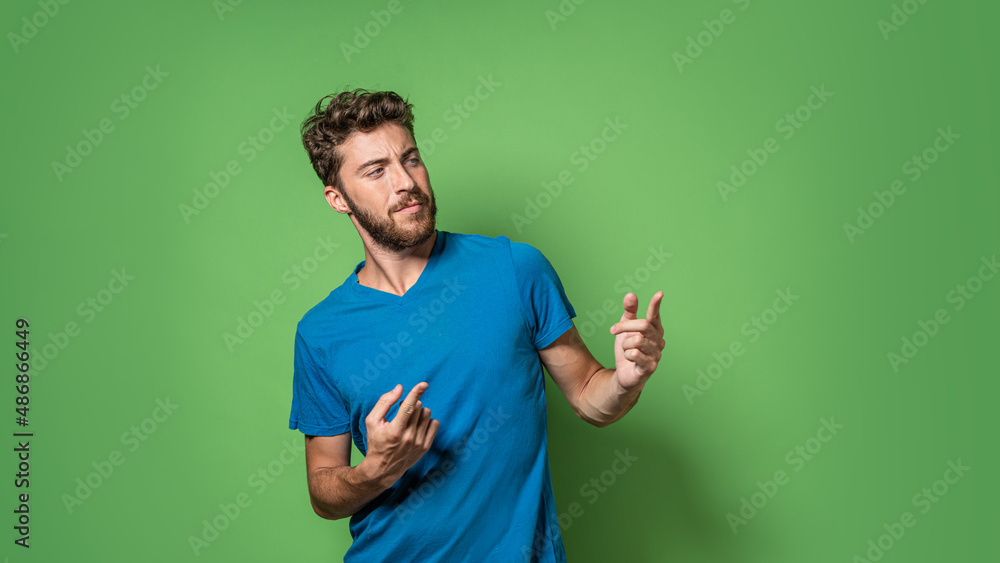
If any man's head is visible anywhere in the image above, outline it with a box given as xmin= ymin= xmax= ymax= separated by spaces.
xmin=300 ymin=89 xmax=437 ymax=252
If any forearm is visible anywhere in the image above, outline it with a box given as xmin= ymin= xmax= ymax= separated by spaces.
xmin=308 ymin=459 xmax=393 ymax=520
xmin=577 ymin=367 xmax=643 ymax=427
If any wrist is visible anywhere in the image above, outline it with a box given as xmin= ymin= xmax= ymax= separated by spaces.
xmin=612 ymin=369 xmax=645 ymax=396
xmin=354 ymin=457 xmax=392 ymax=490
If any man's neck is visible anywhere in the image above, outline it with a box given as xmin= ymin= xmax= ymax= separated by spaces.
xmin=357 ymin=230 xmax=438 ymax=296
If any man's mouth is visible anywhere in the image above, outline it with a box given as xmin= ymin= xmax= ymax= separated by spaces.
xmin=396 ymin=201 xmax=422 ymax=214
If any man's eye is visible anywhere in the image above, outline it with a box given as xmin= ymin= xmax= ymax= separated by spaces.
xmin=407 ymin=157 xmax=420 ymax=164
xmin=368 ymin=167 xmax=383 ymax=176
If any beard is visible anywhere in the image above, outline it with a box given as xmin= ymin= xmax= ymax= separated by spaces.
xmin=341 ymin=186 xmax=438 ymax=252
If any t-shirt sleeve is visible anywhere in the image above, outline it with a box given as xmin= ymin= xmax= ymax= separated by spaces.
xmin=508 ymin=240 xmax=577 ymax=350
xmin=288 ymin=327 xmax=351 ymax=436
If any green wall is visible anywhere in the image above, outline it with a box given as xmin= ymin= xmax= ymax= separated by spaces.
xmin=2 ymin=0 xmax=997 ymax=561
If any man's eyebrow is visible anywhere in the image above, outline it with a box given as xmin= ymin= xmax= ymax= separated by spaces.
xmin=354 ymin=147 xmax=420 ymax=174
xmin=355 ymin=156 xmax=389 ymax=174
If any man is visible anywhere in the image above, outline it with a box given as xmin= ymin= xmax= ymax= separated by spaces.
xmin=289 ymin=88 xmax=665 ymax=561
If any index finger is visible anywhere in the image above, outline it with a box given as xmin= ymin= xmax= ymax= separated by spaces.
xmin=646 ymin=291 xmax=663 ymax=322
xmin=392 ymin=382 xmax=429 ymax=427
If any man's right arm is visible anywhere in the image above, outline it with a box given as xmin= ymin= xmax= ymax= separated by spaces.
xmin=304 ymin=433 xmax=392 ymax=520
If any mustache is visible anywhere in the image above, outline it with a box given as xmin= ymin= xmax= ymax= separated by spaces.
xmin=392 ymin=191 xmax=430 ymax=212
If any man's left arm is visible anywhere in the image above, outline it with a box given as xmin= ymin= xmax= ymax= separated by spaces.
xmin=538 ymin=291 xmax=665 ymax=427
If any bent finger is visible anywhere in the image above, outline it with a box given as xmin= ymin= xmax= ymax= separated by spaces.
xmin=422 ymin=418 xmax=440 ymax=451
xmin=393 ymin=382 xmax=428 ymax=427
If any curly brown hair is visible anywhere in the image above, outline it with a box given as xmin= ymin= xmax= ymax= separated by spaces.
xmin=300 ymin=88 xmax=416 ymax=190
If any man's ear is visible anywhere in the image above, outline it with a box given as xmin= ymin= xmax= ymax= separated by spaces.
xmin=324 ymin=184 xmax=351 ymax=214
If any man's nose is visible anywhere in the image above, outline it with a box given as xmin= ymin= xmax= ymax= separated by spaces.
xmin=391 ymin=161 xmax=416 ymax=192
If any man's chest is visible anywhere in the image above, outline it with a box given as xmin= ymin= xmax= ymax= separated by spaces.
xmin=323 ymin=273 xmax=543 ymax=451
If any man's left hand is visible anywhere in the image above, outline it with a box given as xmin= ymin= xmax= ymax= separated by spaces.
xmin=609 ymin=291 xmax=665 ymax=391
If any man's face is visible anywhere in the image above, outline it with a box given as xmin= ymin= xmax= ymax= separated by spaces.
xmin=325 ymin=123 xmax=437 ymax=252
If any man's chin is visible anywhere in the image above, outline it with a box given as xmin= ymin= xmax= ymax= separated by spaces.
xmin=406 ymin=222 xmax=436 ymax=246
xmin=372 ymin=221 xmax=435 ymax=251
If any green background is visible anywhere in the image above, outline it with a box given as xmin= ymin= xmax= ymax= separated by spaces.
xmin=2 ymin=0 xmax=997 ymax=561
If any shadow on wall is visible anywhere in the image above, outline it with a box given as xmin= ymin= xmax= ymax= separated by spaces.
xmin=450 ymin=177 xmax=770 ymax=561
xmin=545 ymin=395 xmax=761 ymax=562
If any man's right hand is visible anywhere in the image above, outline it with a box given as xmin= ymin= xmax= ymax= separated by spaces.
xmin=359 ymin=382 xmax=439 ymax=487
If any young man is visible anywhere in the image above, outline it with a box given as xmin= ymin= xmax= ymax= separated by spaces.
xmin=289 ymin=89 xmax=665 ymax=561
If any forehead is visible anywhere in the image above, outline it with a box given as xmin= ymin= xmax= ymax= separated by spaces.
xmin=339 ymin=123 xmax=415 ymax=166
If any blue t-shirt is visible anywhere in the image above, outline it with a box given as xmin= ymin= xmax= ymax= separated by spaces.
xmin=289 ymin=230 xmax=577 ymax=562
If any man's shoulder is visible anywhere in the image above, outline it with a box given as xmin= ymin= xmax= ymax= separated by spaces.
xmin=295 ymin=283 xmax=356 ymax=338
xmin=444 ymin=230 xmax=514 ymax=253
xmin=446 ymin=231 xmax=553 ymax=272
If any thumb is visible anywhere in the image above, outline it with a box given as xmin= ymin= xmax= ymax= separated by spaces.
xmin=620 ymin=292 xmax=638 ymax=322
xmin=611 ymin=293 xmax=638 ymax=335
xmin=369 ymin=384 xmax=402 ymax=422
